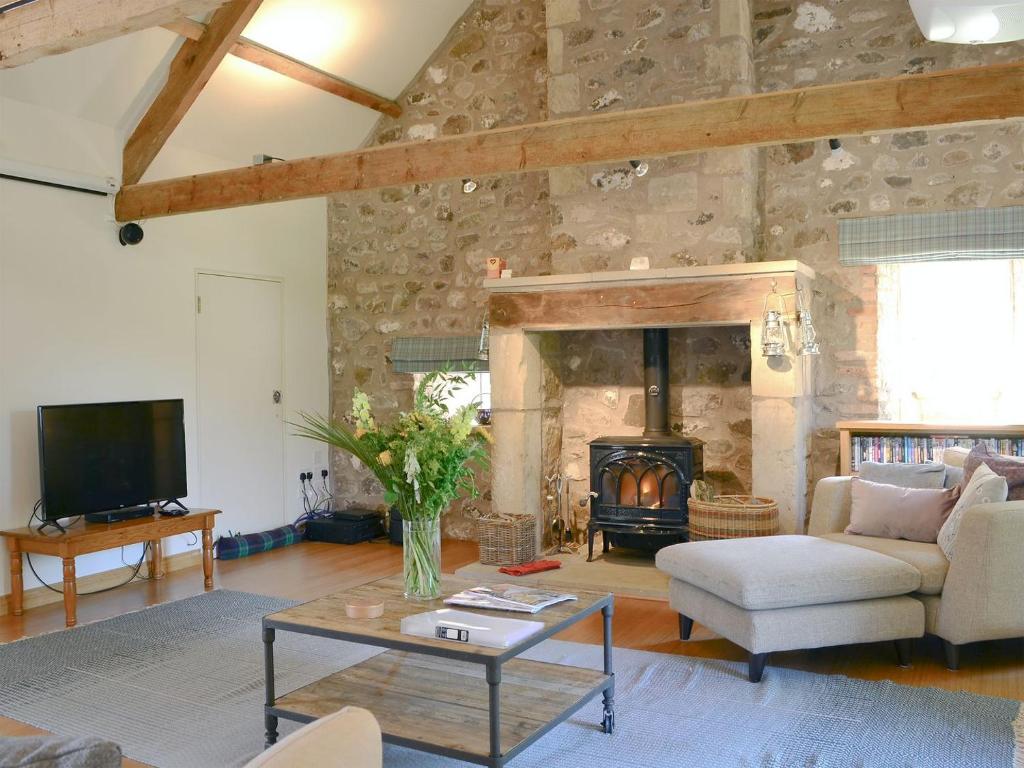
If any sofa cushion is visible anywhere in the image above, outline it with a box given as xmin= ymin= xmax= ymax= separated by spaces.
xmin=963 ymin=444 xmax=1024 ymax=501
xmin=860 ymin=461 xmax=946 ymax=489
xmin=845 ymin=478 xmax=958 ymax=543
xmin=655 ymin=535 xmax=921 ymax=610
xmin=820 ymin=533 xmax=949 ymax=595
xmin=0 ymin=736 xmax=121 ymax=768
xmin=938 ymin=463 xmax=1008 ymax=559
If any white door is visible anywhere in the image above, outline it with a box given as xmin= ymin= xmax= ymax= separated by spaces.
xmin=196 ymin=273 xmax=285 ymax=535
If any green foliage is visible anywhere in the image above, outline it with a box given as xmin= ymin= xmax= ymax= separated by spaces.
xmin=292 ymin=370 xmax=490 ymax=522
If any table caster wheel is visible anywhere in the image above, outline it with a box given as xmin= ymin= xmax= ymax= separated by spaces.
xmin=602 ymin=710 xmax=615 ymax=734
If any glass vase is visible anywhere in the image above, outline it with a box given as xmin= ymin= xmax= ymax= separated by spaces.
xmin=402 ymin=518 xmax=441 ymax=600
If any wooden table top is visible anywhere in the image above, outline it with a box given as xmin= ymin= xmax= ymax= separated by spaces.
xmin=264 ymin=575 xmax=613 ymax=660
xmin=1 ymin=508 xmax=220 ymax=542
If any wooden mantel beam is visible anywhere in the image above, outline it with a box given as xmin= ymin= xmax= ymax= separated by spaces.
xmin=122 ymin=0 xmax=263 ymax=186
xmin=0 ymin=0 xmax=229 ymax=68
xmin=115 ymin=60 xmax=1024 ymax=222
xmin=162 ymin=18 xmax=401 ymax=118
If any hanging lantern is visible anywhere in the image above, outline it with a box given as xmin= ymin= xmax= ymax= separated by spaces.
xmin=761 ymin=309 xmax=786 ymax=357
xmin=796 ymin=287 xmax=820 ymax=356
xmin=761 ymin=284 xmax=787 ymax=357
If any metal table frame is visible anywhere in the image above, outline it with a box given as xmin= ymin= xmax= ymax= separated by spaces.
xmin=262 ymin=595 xmax=615 ymax=767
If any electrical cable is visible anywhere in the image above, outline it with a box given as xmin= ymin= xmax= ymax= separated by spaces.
xmin=25 ymin=502 xmax=151 ymax=595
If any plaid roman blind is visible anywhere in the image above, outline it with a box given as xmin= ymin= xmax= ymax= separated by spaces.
xmin=838 ymin=205 xmax=1024 ymax=266
xmin=389 ymin=336 xmax=488 ymax=373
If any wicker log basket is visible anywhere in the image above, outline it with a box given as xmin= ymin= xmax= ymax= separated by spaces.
xmin=478 ymin=512 xmax=536 ymax=566
xmin=688 ymin=492 xmax=780 ymax=541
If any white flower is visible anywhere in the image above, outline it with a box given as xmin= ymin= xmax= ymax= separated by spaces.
xmin=404 ymin=449 xmax=422 ymax=503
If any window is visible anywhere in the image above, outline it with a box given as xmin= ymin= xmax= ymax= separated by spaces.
xmin=412 ymin=371 xmax=491 ymax=421
xmin=876 ymin=259 xmax=1024 ymax=423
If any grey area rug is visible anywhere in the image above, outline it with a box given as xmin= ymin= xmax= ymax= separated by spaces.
xmin=0 ymin=591 xmax=1020 ymax=768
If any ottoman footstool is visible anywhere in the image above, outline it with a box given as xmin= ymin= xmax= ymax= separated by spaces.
xmin=655 ymin=535 xmax=926 ymax=682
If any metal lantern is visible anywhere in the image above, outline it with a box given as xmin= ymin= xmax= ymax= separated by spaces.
xmin=761 ymin=308 xmax=786 ymax=357
xmin=796 ymin=288 xmax=820 ymax=356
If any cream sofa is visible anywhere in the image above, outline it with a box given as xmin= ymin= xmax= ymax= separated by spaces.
xmin=657 ymin=448 xmax=1024 ymax=680
xmin=245 ymin=707 xmax=382 ymax=768
xmin=809 ymin=448 xmax=1024 ymax=670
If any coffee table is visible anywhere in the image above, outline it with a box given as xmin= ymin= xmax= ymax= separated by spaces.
xmin=262 ymin=576 xmax=614 ymax=767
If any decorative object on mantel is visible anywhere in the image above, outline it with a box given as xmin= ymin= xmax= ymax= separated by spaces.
xmin=687 ymin=486 xmax=780 ymax=541
xmin=485 ymin=257 xmax=506 ymax=279
xmin=760 ymin=280 xmax=821 ymax=357
xmin=478 ymin=510 xmax=537 ymax=566
xmin=294 ymin=372 xmax=489 ymax=600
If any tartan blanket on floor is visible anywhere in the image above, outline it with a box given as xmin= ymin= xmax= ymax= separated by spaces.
xmin=214 ymin=525 xmax=301 ymax=560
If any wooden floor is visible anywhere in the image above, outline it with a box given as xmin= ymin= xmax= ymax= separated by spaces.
xmin=0 ymin=539 xmax=1020 ymax=767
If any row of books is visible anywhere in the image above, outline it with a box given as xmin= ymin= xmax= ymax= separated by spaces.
xmin=850 ymin=435 xmax=1024 ymax=472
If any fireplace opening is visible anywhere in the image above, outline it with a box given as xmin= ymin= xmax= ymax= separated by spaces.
xmin=587 ymin=328 xmax=703 ymax=561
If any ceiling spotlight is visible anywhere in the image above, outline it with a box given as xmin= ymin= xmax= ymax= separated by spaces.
xmin=910 ymin=1 xmax=1013 ymax=44
xmin=462 ymin=178 xmax=478 ymax=194
xmin=828 ymin=138 xmax=843 ymax=156
xmin=629 ymin=160 xmax=650 ymax=177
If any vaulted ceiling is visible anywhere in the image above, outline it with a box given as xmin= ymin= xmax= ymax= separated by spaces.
xmin=0 ymin=0 xmax=472 ymax=177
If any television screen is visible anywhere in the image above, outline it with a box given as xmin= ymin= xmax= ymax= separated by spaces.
xmin=37 ymin=399 xmax=187 ymax=521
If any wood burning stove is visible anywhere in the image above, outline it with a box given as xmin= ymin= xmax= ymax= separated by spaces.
xmin=587 ymin=328 xmax=703 ymax=561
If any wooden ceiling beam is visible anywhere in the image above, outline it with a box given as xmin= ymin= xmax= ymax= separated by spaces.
xmin=0 ymin=0 xmax=229 ymax=68
xmin=121 ymin=0 xmax=263 ymax=186
xmin=162 ymin=17 xmax=401 ymax=118
xmin=115 ymin=60 xmax=1024 ymax=222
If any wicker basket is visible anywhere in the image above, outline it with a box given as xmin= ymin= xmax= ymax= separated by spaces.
xmin=688 ymin=495 xmax=779 ymax=541
xmin=478 ymin=512 xmax=536 ymax=566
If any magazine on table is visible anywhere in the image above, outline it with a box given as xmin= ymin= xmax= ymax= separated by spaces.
xmin=444 ymin=584 xmax=577 ymax=614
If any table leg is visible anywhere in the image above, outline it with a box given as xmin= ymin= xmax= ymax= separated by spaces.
xmin=62 ymin=557 xmax=77 ymax=628
xmin=486 ymin=661 xmax=501 ymax=759
xmin=602 ymin=601 xmax=615 ymax=734
xmin=147 ymin=539 xmax=164 ymax=580
xmin=263 ymin=627 xmax=278 ymax=747
xmin=202 ymin=525 xmax=214 ymax=590
xmin=8 ymin=543 xmax=23 ymax=616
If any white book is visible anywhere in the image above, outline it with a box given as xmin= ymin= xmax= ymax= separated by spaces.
xmin=399 ymin=609 xmax=544 ymax=649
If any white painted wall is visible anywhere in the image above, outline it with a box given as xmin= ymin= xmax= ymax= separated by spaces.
xmin=0 ymin=97 xmax=328 ymax=593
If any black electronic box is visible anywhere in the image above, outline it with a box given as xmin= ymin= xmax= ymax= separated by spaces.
xmin=305 ymin=509 xmax=385 ymax=544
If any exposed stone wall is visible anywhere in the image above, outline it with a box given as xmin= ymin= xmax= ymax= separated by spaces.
xmin=754 ymin=0 xmax=1024 ymax=481
xmin=543 ymin=0 xmax=759 ymax=523
xmin=326 ymin=0 xmax=1024 ymax=540
xmin=546 ymin=0 xmax=759 ymax=272
xmin=326 ymin=0 xmax=550 ymax=538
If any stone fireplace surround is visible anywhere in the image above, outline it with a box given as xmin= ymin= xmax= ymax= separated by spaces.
xmin=485 ymin=261 xmax=816 ymax=553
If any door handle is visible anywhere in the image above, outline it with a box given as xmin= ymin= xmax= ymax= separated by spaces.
xmin=273 ymin=390 xmax=282 ymax=404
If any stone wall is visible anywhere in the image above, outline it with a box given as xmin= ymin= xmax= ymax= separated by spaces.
xmin=326 ymin=0 xmax=550 ymax=538
xmin=754 ymin=0 xmax=1024 ymax=482
xmin=543 ymin=0 xmax=759 ymax=524
xmin=326 ymin=0 xmax=1024 ymax=539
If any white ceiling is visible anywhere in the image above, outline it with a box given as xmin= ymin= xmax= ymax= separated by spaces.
xmin=0 ymin=0 xmax=472 ymax=179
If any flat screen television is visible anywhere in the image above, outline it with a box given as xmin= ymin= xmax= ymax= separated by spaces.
xmin=37 ymin=399 xmax=187 ymax=522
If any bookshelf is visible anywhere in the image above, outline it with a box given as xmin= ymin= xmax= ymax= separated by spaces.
xmin=837 ymin=421 xmax=1024 ymax=476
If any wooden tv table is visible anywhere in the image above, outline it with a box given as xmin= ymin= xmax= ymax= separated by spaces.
xmin=1 ymin=509 xmax=220 ymax=627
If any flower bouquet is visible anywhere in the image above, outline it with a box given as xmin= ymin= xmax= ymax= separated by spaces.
xmin=293 ymin=371 xmax=490 ymax=600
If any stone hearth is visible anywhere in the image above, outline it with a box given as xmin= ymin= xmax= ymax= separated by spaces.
xmin=485 ymin=261 xmax=815 ymax=553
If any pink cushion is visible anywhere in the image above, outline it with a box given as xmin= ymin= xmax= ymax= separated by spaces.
xmin=962 ymin=444 xmax=1024 ymax=501
xmin=845 ymin=478 xmax=959 ymax=543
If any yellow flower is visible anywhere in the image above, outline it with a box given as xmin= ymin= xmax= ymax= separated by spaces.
xmin=378 ymin=450 xmax=393 ymax=466
xmin=355 ymin=427 xmax=367 ymax=439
